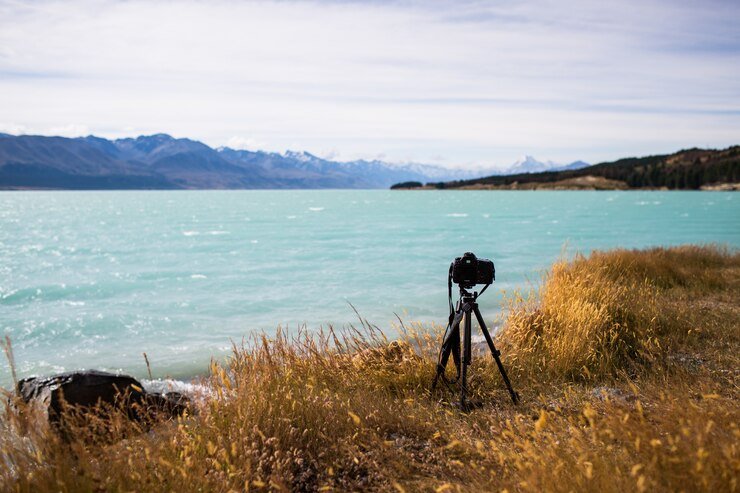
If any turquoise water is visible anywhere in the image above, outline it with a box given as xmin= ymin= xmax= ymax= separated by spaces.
xmin=1 ymin=190 xmax=738 ymax=386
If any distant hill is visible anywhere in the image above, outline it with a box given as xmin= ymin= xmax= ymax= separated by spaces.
xmin=422 ymin=147 xmax=740 ymax=191
xmin=0 ymin=134 xmax=494 ymax=190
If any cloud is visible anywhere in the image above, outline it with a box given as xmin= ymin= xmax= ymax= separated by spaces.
xmin=0 ymin=0 xmax=738 ymax=166
xmin=0 ymin=122 xmax=89 ymax=137
xmin=0 ymin=122 xmax=28 ymax=135
xmin=47 ymin=123 xmax=90 ymax=137
xmin=226 ymin=136 xmax=268 ymax=151
xmin=318 ymin=149 xmax=340 ymax=161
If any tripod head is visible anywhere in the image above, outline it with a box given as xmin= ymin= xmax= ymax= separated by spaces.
xmin=457 ymin=283 xmax=490 ymax=303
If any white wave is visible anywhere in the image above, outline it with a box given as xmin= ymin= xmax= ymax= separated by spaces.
xmin=446 ymin=213 xmax=468 ymax=217
xmin=142 ymin=378 xmax=213 ymax=398
xmin=208 ymin=230 xmax=230 ymax=235
xmin=308 ymin=207 xmax=324 ymax=212
xmin=182 ymin=231 xmax=200 ymax=236
xmin=1 ymin=289 xmax=18 ymax=300
xmin=190 ymin=274 xmax=207 ymax=279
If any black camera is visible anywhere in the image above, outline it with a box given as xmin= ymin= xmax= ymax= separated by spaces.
xmin=451 ymin=252 xmax=495 ymax=288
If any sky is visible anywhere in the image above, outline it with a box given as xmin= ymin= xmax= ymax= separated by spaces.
xmin=1 ymin=0 xmax=739 ymax=169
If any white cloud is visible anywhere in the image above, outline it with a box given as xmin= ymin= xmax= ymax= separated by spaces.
xmin=0 ymin=122 xmax=28 ymax=135
xmin=318 ymin=149 xmax=340 ymax=161
xmin=0 ymin=122 xmax=90 ymax=137
xmin=46 ymin=123 xmax=90 ymax=137
xmin=0 ymin=0 xmax=738 ymax=167
xmin=226 ymin=136 xmax=268 ymax=151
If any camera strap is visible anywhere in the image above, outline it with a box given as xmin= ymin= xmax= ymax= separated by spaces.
xmin=447 ymin=262 xmax=454 ymax=328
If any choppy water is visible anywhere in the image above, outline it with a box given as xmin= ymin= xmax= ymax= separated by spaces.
xmin=1 ymin=190 xmax=738 ymax=386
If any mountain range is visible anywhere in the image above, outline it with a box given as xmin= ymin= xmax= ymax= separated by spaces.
xmin=0 ymin=133 xmax=588 ymax=190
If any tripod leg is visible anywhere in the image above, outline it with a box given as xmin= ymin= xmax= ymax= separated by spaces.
xmin=473 ymin=305 xmax=520 ymax=404
xmin=450 ymin=318 xmax=462 ymax=381
xmin=447 ymin=309 xmax=464 ymax=382
xmin=432 ymin=310 xmax=464 ymax=391
xmin=460 ymin=306 xmax=472 ymax=410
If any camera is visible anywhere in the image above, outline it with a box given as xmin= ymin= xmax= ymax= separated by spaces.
xmin=451 ymin=252 xmax=495 ymax=288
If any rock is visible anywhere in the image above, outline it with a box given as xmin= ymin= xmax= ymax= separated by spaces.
xmin=144 ymin=391 xmax=190 ymax=418
xmin=16 ymin=370 xmax=189 ymax=426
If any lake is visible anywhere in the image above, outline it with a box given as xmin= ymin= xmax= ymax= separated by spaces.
xmin=1 ymin=190 xmax=738 ymax=386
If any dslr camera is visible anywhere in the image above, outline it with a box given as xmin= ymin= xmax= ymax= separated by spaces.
xmin=451 ymin=252 xmax=495 ymax=288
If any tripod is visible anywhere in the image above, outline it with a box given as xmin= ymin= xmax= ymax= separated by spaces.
xmin=432 ymin=284 xmax=519 ymax=410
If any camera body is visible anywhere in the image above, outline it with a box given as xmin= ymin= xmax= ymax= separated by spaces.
xmin=451 ymin=252 xmax=495 ymax=288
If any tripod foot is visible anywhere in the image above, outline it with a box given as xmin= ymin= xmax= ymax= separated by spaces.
xmin=454 ymin=399 xmax=483 ymax=413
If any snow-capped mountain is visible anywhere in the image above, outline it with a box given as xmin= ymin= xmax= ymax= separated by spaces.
xmin=504 ymin=155 xmax=590 ymax=175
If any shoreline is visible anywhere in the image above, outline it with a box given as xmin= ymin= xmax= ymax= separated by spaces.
xmin=392 ymin=179 xmax=740 ymax=191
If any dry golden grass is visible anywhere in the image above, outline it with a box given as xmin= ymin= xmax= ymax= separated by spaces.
xmin=1 ymin=245 xmax=738 ymax=492
xmin=499 ymin=245 xmax=739 ymax=381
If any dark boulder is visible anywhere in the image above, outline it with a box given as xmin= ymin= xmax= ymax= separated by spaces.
xmin=144 ymin=390 xmax=191 ymax=417
xmin=16 ymin=370 xmax=189 ymax=426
